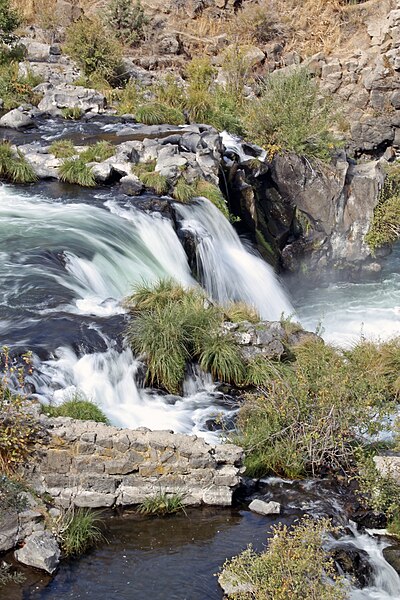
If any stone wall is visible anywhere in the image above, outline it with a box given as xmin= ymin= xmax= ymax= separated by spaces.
xmin=23 ymin=417 xmax=243 ymax=508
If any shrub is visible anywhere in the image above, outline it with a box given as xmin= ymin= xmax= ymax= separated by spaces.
xmin=42 ymin=394 xmax=109 ymax=424
xmin=356 ymin=453 xmax=400 ymax=525
xmin=138 ymin=492 xmax=185 ymax=515
xmin=61 ymin=107 xmax=82 ymax=120
xmin=64 ymin=17 xmax=123 ymax=84
xmin=235 ymin=337 xmax=396 ymax=478
xmin=0 ymin=475 xmax=27 ymax=515
xmin=0 ymin=142 xmax=37 ymax=183
xmin=0 ymin=0 xmax=22 ymax=63
xmin=107 ymin=0 xmax=148 ymax=46
xmin=0 ymin=62 xmax=41 ymax=110
xmin=49 ymin=139 xmax=76 ymax=158
xmin=0 ymin=348 xmax=40 ymax=474
xmin=220 ymin=517 xmax=348 ymax=600
xmin=244 ymin=67 xmax=339 ymax=159
xmin=59 ymin=158 xmax=96 ymax=187
xmin=365 ymin=167 xmax=400 ymax=253
xmin=58 ymin=507 xmax=104 ymax=556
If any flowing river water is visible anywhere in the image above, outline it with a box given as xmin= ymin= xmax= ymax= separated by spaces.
xmin=2 ymin=178 xmax=400 ymax=598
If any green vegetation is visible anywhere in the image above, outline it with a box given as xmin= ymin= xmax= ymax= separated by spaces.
xmin=365 ymin=165 xmax=400 ymax=252
xmin=220 ymin=517 xmax=348 ymax=600
xmin=0 ymin=142 xmax=37 ymax=183
xmin=133 ymin=162 xmax=169 ymax=195
xmin=235 ymin=337 xmax=398 ymax=478
xmin=49 ymin=139 xmax=76 ymax=159
xmin=59 ymin=158 xmax=96 ymax=187
xmin=0 ymin=62 xmax=42 ymax=110
xmin=0 ymin=562 xmax=24 ymax=587
xmin=0 ymin=348 xmax=39 ymax=474
xmin=195 ymin=180 xmax=230 ymax=219
xmin=42 ymin=394 xmax=109 ymax=424
xmin=0 ymin=0 xmax=22 ymax=63
xmin=244 ymin=67 xmax=339 ymax=159
xmin=59 ymin=508 xmax=105 ymax=556
xmin=0 ymin=475 xmax=27 ymax=515
xmin=61 ymin=107 xmax=82 ymax=120
xmin=107 ymin=0 xmax=148 ymax=46
xmin=138 ymin=492 xmax=185 ymax=515
xmin=64 ymin=17 xmax=123 ymax=84
xmin=172 ymin=178 xmax=197 ymax=203
xmin=80 ymin=141 xmax=115 ymax=163
xmin=224 ymin=302 xmax=260 ymax=324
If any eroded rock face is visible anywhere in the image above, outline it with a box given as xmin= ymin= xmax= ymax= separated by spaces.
xmin=22 ymin=418 xmax=243 ymax=508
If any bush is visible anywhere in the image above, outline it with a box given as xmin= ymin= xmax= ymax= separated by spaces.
xmin=138 ymin=492 xmax=185 ymax=515
xmin=42 ymin=395 xmax=109 ymax=424
xmin=107 ymin=0 xmax=148 ymax=46
xmin=365 ymin=166 xmax=400 ymax=253
xmin=58 ymin=507 xmax=104 ymax=556
xmin=235 ymin=337 xmax=397 ymax=478
xmin=59 ymin=158 xmax=96 ymax=187
xmin=0 ymin=348 xmax=40 ymax=474
xmin=0 ymin=62 xmax=42 ymax=110
xmin=244 ymin=67 xmax=339 ymax=159
xmin=0 ymin=0 xmax=21 ymax=63
xmin=356 ymin=453 xmax=400 ymax=526
xmin=125 ymin=280 xmax=240 ymax=393
xmin=0 ymin=475 xmax=27 ymax=515
xmin=64 ymin=17 xmax=123 ymax=84
xmin=220 ymin=517 xmax=348 ymax=600
xmin=0 ymin=142 xmax=37 ymax=183
xmin=49 ymin=139 xmax=76 ymax=159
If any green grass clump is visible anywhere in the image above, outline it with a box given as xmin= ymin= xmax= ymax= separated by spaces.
xmin=49 ymin=139 xmax=76 ymax=158
xmin=61 ymin=107 xmax=82 ymax=120
xmin=243 ymin=66 xmax=339 ymax=160
xmin=138 ymin=170 xmax=169 ymax=195
xmin=42 ymin=395 xmax=109 ymax=424
xmin=0 ymin=142 xmax=37 ymax=183
xmin=220 ymin=517 xmax=348 ymax=600
xmin=59 ymin=158 xmax=96 ymax=187
xmin=60 ymin=508 xmax=105 ymax=556
xmin=194 ymin=180 xmax=230 ymax=220
xmin=135 ymin=102 xmax=184 ymax=126
xmin=138 ymin=492 xmax=185 ymax=516
xmin=80 ymin=141 xmax=115 ymax=162
xmin=172 ymin=178 xmax=197 ymax=203
xmin=126 ymin=280 xmax=242 ymax=393
xmin=365 ymin=169 xmax=400 ymax=253
xmin=224 ymin=301 xmax=260 ymax=324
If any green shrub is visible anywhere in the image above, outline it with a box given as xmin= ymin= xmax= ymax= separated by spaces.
xmin=59 ymin=158 xmax=96 ymax=187
xmin=199 ymin=334 xmax=245 ymax=384
xmin=64 ymin=17 xmax=123 ymax=83
xmin=243 ymin=66 xmax=339 ymax=159
xmin=235 ymin=337 xmax=396 ymax=478
xmin=356 ymin=453 xmax=400 ymax=523
xmin=220 ymin=517 xmax=348 ymax=600
xmin=49 ymin=139 xmax=76 ymax=158
xmin=0 ymin=62 xmax=42 ymax=110
xmin=0 ymin=0 xmax=21 ymax=63
xmin=0 ymin=348 xmax=40 ymax=474
xmin=107 ymin=0 xmax=148 ymax=46
xmin=0 ymin=476 xmax=27 ymax=515
xmin=365 ymin=167 xmax=400 ymax=252
xmin=61 ymin=106 xmax=82 ymax=120
xmin=154 ymin=74 xmax=185 ymax=110
xmin=138 ymin=492 xmax=185 ymax=515
xmin=0 ymin=142 xmax=37 ymax=183
xmin=59 ymin=508 xmax=105 ymax=556
xmin=42 ymin=395 xmax=109 ymax=424
xmin=80 ymin=141 xmax=115 ymax=162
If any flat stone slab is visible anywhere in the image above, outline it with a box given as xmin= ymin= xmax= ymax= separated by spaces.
xmin=248 ymin=499 xmax=281 ymax=515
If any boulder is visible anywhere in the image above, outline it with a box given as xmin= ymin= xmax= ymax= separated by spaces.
xmin=38 ymin=84 xmax=106 ymax=115
xmin=15 ymin=531 xmax=60 ymax=574
xmin=0 ymin=511 xmax=18 ymax=552
xmin=248 ymin=499 xmax=281 ymax=515
xmin=20 ymin=39 xmax=50 ymax=62
xmin=120 ymin=174 xmax=144 ymax=196
xmin=0 ymin=108 xmax=35 ymax=130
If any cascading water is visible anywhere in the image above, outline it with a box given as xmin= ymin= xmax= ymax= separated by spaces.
xmin=0 ymin=183 xmax=291 ymax=441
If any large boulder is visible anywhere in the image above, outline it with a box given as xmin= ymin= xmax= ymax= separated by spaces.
xmin=0 ymin=108 xmax=35 ymax=130
xmin=38 ymin=84 xmax=106 ymax=115
xmin=15 ymin=531 xmax=60 ymax=574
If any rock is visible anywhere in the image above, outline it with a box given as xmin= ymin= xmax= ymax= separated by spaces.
xmin=0 ymin=511 xmax=18 ymax=552
xmin=120 ymin=174 xmax=144 ymax=196
xmin=383 ymin=545 xmax=400 ymax=575
xmin=249 ymin=499 xmax=281 ymax=515
xmin=332 ymin=547 xmax=373 ymax=587
xmin=20 ymin=39 xmax=50 ymax=62
xmin=218 ymin=569 xmax=253 ymax=597
xmin=38 ymin=84 xmax=106 ymax=115
xmin=91 ymin=162 xmax=114 ymax=184
xmin=15 ymin=531 xmax=60 ymax=574
xmin=0 ymin=108 xmax=35 ymax=130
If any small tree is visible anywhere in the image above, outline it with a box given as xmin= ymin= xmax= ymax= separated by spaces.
xmin=107 ymin=0 xmax=148 ymax=46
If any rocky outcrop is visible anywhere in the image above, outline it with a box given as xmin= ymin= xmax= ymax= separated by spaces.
xmin=14 ymin=531 xmax=60 ymax=574
xmin=22 ymin=417 xmax=243 ymax=508
xmin=37 ymin=84 xmax=106 ymax=115
xmin=226 ymin=142 xmax=385 ymax=278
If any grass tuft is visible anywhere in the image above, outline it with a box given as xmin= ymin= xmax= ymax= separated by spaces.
xmin=80 ymin=141 xmax=115 ymax=162
xmin=199 ymin=334 xmax=245 ymax=384
xmin=139 ymin=170 xmax=169 ymax=195
xmin=224 ymin=301 xmax=260 ymax=324
xmin=42 ymin=394 xmax=109 ymax=424
xmin=173 ymin=178 xmax=197 ymax=203
xmin=59 ymin=158 xmax=96 ymax=187
xmin=49 ymin=139 xmax=76 ymax=158
xmin=61 ymin=107 xmax=82 ymax=120
xmin=0 ymin=143 xmax=37 ymax=183
xmin=59 ymin=507 xmax=105 ymax=556
xmin=138 ymin=492 xmax=185 ymax=515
